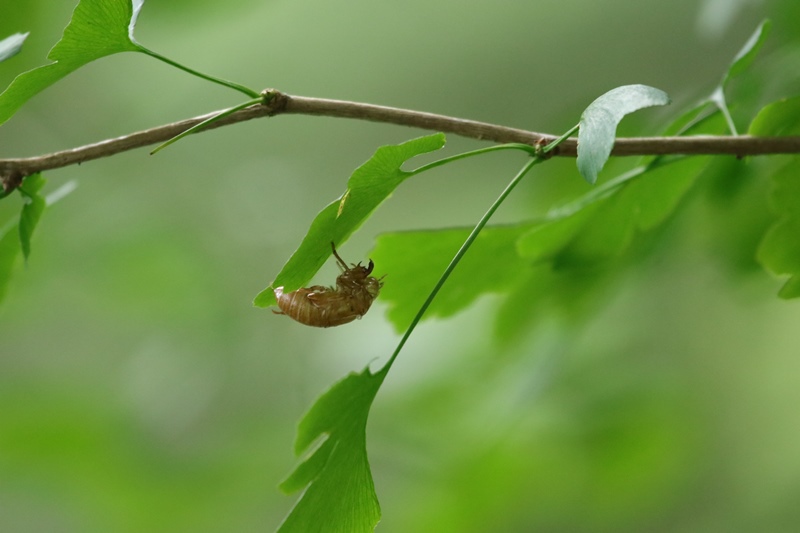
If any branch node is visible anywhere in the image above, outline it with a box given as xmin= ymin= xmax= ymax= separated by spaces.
xmin=534 ymin=137 xmax=558 ymax=159
xmin=261 ymin=88 xmax=289 ymax=115
xmin=1 ymin=170 xmax=24 ymax=195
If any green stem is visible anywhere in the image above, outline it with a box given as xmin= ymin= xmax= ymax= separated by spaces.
xmin=411 ymin=143 xmax=536 ymax=175
xmin=150 ymin=97 xmax=262 ymax=154
xmin=376 ymin=124 xmax=578 ymax=377
xmin=709 ymin=87 xmax=738 ymax=136
xmin=135 ymin=44 xmax=260 ymax=99
xmin=407 ymin=125 xmax=577 ymax=179
xmin=377 ymin=156 xmax=541 ymax=378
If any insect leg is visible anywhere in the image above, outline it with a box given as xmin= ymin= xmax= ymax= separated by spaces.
xmin=330 ymin=241 xmax=350 ymax=271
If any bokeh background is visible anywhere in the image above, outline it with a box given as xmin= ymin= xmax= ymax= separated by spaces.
xmin=2 ymin=0 xmax=800 ymax=531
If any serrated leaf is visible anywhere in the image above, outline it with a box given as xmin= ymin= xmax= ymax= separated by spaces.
xmin=576 ymin=85 xmax=670 ymax=184
xmin=0 ymin=0 xmax=145 ymax=126
xmin=277 ymin=366 xmax=384 ymax=533
xmin=749 ymin=96 xmax=800 ymax=136
xmin=371 ymin=224 xmax=532 ymax=333
xmin=0 ymin=33 xmax=29 ymax=63
xmin=723 ymin=19 xmax=771 ymax=85
xmin=757 ymin=157 xmax=800 ymax=298
xmin=253 ymin=133 xmax=446 ymax=308
xmin=18 ymin=174 xmax=47 ymax=262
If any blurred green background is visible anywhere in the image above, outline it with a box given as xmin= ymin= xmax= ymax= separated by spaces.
xmin=2 ymin=0 xmax=800 ymax=531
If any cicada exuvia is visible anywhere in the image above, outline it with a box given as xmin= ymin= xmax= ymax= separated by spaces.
xmin=273 ymin=243 xmax=383 ymax=327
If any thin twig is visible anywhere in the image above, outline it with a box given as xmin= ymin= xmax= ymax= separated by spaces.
xmin=2 ymin=89 xmax=800 ymax=187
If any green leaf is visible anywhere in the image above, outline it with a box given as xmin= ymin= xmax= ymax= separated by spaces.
xmin=0 ymin=32 xmax=29 ymax=63
xmin=277 ymin=366 xmax=385 ymax=533
xmin=516 ymin=155 xmax=704 ymax=268
xmin=576 ymin=85 xmax=670 ymax=184
xmin=516 ymin=204 xmax=600 ymax=263
xmin=749 ymin=96 xmax=800 ymax=136
xmin=0 ymin=179 xmax=75 ymax=305
xmin=723 ymin=19 xmax=771 ymax=86
xmin=757 ymin=157 xmax=800 ymax=298
xmin=0 ymin=221 xmax=20 ymax=304
xmin=707 ymin=19 xmax=772 ymax=135
xmin=371 ymin=224 xmax=532 ymax=332
xmin=253 ymin=133 xmax=446 ymax=308
xmin=374 ymin=154 xmax=707 ymax=333
xmin=0 ymin=0 xmax=144 ymax=126
xmin=18 ymin=174 xmax=47 ymax=262
xmin=777 ymin=276 xmax=800 ymax=299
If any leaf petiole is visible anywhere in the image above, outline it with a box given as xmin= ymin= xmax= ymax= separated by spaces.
xmin=411 ymin=143 xmax=536 ymax=175
xmin=150 ymin=97 xmax=263 ymax=154
xmin=134 ymin=44 xmax=260 ymax=98
xmin=382 ymin=125 xmax=576 ymax=371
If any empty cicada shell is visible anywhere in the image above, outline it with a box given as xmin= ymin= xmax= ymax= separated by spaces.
xmin=273 ymin=243 xmax=384 ymax=327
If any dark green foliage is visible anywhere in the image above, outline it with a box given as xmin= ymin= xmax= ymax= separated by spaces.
xmin=0 ymin=174 xmax=48 ymax=303
xmin=757 ymin=158 xmax=800 ymax=297
xmin=18 ymin=173 xmax=46 ymax=261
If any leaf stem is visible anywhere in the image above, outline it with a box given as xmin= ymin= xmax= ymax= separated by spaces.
xmin=150 ymin=97 xmax=263 ymax=154
xmin=377 ymin=127 xmax=574 ymax=377
xmin=377 ymin=159 xmax=537 ymax=377
xmin=410 ymin=143 xmax=537 ymax=175
xmin=135 ymin=44 xmax=260 ymax=99
xmin=408 ymin=126 xmax=577 ymax=178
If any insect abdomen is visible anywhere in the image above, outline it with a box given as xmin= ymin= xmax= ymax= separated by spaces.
xmin=274 ymin=286 xmax=367 ymax=328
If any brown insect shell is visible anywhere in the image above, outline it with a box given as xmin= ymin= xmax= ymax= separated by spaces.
xmin=273 ymin=259 xmax=383 ymax=328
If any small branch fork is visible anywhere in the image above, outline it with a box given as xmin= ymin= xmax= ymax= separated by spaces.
xmin=2 ymin=88 xmax=800 ymax=192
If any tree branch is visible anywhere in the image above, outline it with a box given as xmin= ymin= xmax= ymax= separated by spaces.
xmin=2 ymin=88 xmax=800 ymax=191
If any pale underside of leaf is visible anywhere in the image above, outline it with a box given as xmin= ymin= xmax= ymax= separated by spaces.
xmin=576 ymin=84 xmax=670 ymax=184
xmin=0 ymin=33 xmax=29 ymax=63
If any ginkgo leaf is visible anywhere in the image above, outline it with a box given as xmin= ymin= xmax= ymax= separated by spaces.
xmin=576 ymin=85 xmax=670 ymax=184
xmin=17 ymin=174 xmax=47 ymax=262
xmin=277 ymin=366 xmax=385 ymax=533
xmin=749 ymin=96 xmax=800 ymax=136
xmin=0 ymin=221 xmax=19 ymax=304
xmin=253 ymin=133 xmax=446 ymax=308
xmin=0 ymin=33 xmax=29 ymax=63
xmin=723 ymin=19 xmax=771 ymax=86
xmin=371 ymin=224 xmax=532 ymax=332
xmin=708 ymin=19 xmax=772 ymax=135
xmin=757 ymin=157 xmax=800 ymax=299
xmin=0 ymin=179 xmax=76 ymax=305
xmin=0 ymin=0 xmax=145 ymax=126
